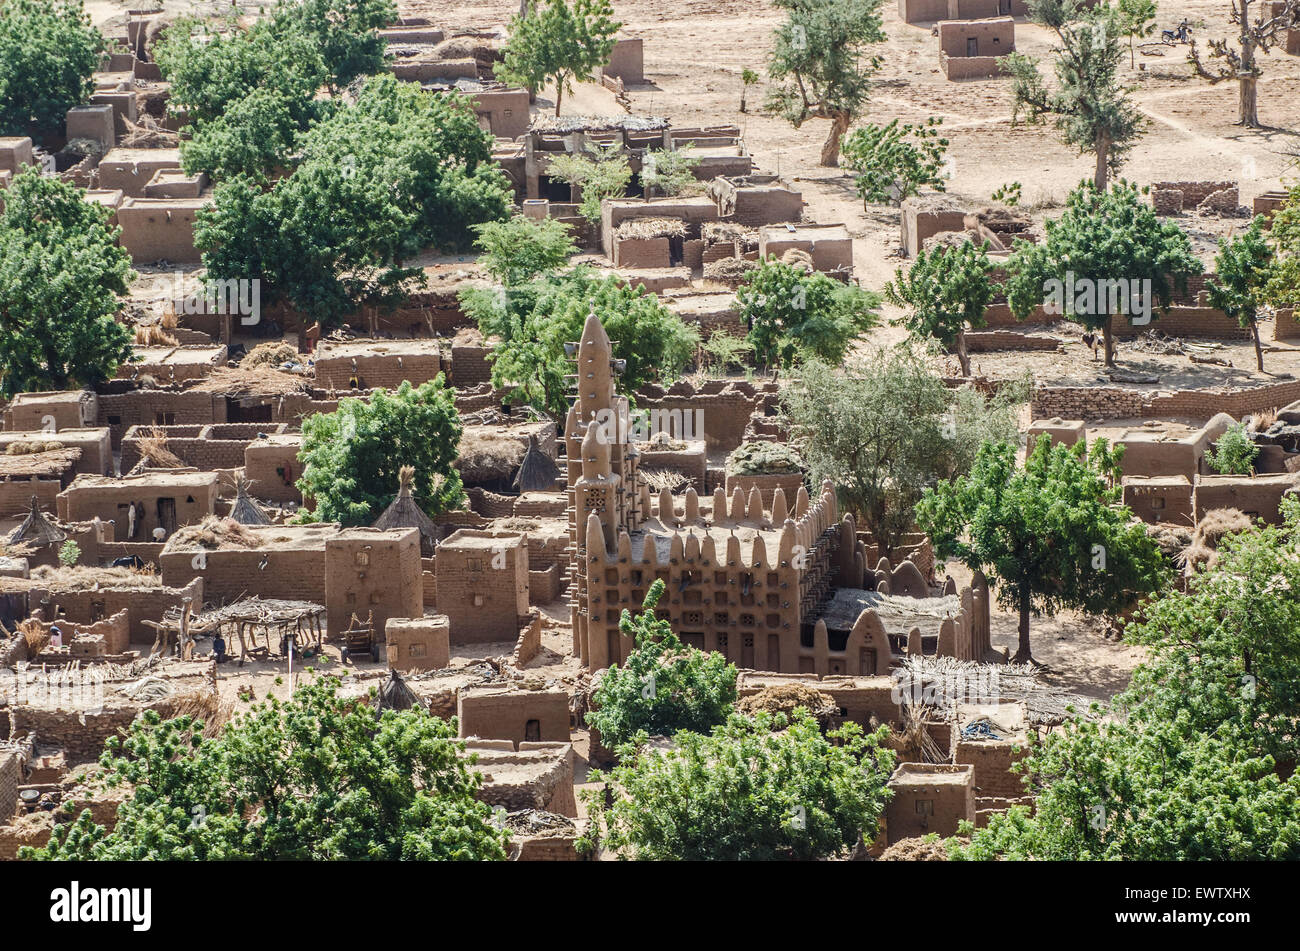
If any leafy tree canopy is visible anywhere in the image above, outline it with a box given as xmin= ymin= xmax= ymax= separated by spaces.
xmin=782 ymin=347 xmax=1024 ymax=555
xmin=736 ymin=257 xmax=880 ymax=369
xmin=916 ymin=435 xmax=1167 ymax=662
xmin=0 ymin=0 xmax=103 ymax=138
xmin=1205 ymin=422 xmax=1259 ymax=475
xmin=764 ymin=0 xmax=887 ymax=166
xmin=1004 ymin=179 xmax=1200 ymax=365
xmin=1007 ymin=0 xmax=1144 ymax=189
xmin=472 ymin=214 xmax=577 ymax=286
xmin=460 ymin=267 xmax=698 ymax=419
xmin=196 ymin=76 xmax=511 ymax=326
xmin=1207 ymin=215 xmax=1275 ymax=372
xmin=951 ymin=497 xmax=1300 ymax=859
xmin=545 ymin=143 xmax=631 ymax=224
xmin=581 ymin=710 xmax=896 ymax=860
xmin=841 ymin=117 xmax=949 ymax=207
xmin=296 ymin=378 xmax=466 ymax=526
xmin=586 ymin=580 xmax=739 ymax=748
xmin=498 ymin=0 xmax=620 ymax=115
xmin=27 ymin=677 xmax=508 ymax=860
xmin=885 ymin=239 xmax=993 ymax=376
xmin=0 ymin=168 xmax=133 ymax=396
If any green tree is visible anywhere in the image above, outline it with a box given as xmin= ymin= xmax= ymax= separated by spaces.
xmin=581 ymin=710 xmax=896 ymax=860
xmin=735 ymin=257 xmax=881 ymax=369
xmin=1207 ymin=216 xmax=1275 ymax=372
xmin=764 ymin=0 xmax=888 ymax=167
xmin=950 ymin=497 xmax=1300 ymax=859
xmin=586 ymin=581 xmax=739 ymax=749
xmin=1007 ymin=0 xmax=1144 ymax=190
xmin=740 ymin=67 xmax=760 ymax=112
xmin=1264 ymin=185 xmax=1300 ymax=318
xmin=472 ymin=214 xmax=577 ymax=286
xmin=461 ymin=268 xmax=698 ymax=419
xmin=641 ymin=146 xmax=701 ymax=199
xmin=916 ymin=435 xmax=1166 ymax=663
xmin=197 ymin=77 xmax=510 ymax=327
xmin=545 ymin=143 xmax=631 ymax=224
xmin=497 ymin=0 xmax=621 ymax=116
xmin=1206 ymin=422 xmax=1259 ymax=475
xmin=180 ymin=86 xmax=310 ymax=182
xmin=0 ymin=168 xmax=134 ymax=396
xmin=57 ymin=539 xmax=80 ymax=566
xmin=0 ymin=0 xmax=103 ymax=139
xmin=1003 ymin=179 xmax=1200 ymax=365
xmin=781 ymin=348 xmax=1023 ymax=556
xmin=840 ymin=118 xmax=949 ymax=207
xmin=27 ymin=677 xmax=508 ymax=860
xmin=276 ymin=0 xmax=396 ymax=91
xmin=296 ymin=379 xmax=466 ymax=526
xmin=885 ymin=240 xmax=993 ymax=377
xmin=1115 ymin=0 xmax=1157 ymax=68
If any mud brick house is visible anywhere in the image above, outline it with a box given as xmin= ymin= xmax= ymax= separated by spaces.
xmin=432 ymin=530 xmax=530 ymax=644
xmin=57 ymin=471 xmax=220 ymax=542
xmin=121 ymin=423 xmax=289 ymax=476
xmin=759 ymin=222 xmax=854 ymax=277
xmin=313 ymin=339 xmax=447 ymax=390
xmin=735 ymin=671 xmax=903 ymax=728
xmin=1122 ymin=475 xmax=1195 ymax=526
xmin=457 ymin=684 xmax=571 ymax=747
xmin=65 ymin=104 xmax=116 ymax=150
xmin=2 ymin=390 xmax=97 ymax=432
xmin=243 ymin=433 xmax=305 ymax=504
xmin=0 ymin=429 xmax=111 ymax=477
xmin=1024 ymin=418 xmax=1086 ymax=449
xmin=565 ymin=312 xmax=992 ymax=673
xmin=120 ymin=344 xmax=228 ymax=384
xmin=0 ymin=136 xmax=35 ymax=175
xmin=601 ymin=197 xmax=720 ymax=258
xmin=465 ymin=740 xmax=578 ymax=818
xmin=525 ymin=115 xmax=670 ymax=203
xmin=0 ymin=566 xmax=204 ymax=645
xmin=1193 ymin=473 xmax=1299 ymax=525
xmin=1093 ymin=415 xmax=1234 ymax=480
xmin=96 ymin=148 xmax=181 ymax=197
xmin=601 ymin=37 xmax=644 ymax=84
xmin=0 ymin=450 xmax=83 ymax=520
xmin=159 ymin=523 xmax=421 ymax=632
xmin=952 ymin=701 xmax=1032 ymax=824
xmin=886 ymin=763 xmax=975 ymax=842
xmin=937 ymin=17 xmax=1014 ymax=79
xmin=900 ymin=194 xmax=973 ymax=256
xmin=900 ymin=0 xmax=1028 ymax=22
xmin=421 ymin=78 xmax=531 ymax=139
xmin=385 ymin=615 xmax=451 ymax=671
xmin=324 ymin=527 xmax=423 ymax=640
xmin=707 ymin=174 xmax=804 ymax=227
xmin=116 ymin=196 xmax=210 ymax=264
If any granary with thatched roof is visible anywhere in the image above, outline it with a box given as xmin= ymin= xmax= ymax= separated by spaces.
xmin=372 ymin=466 xmax=440 ymax=556
xmin=6 ymin=496 xmax=67 ymax=550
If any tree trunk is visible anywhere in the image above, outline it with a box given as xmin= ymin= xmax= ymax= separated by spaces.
xmin=1235 ymin=0 xmax=1261 ymax=127
xmin=1102 ymin=314 xmax=1115 ymax=366
xmin=1252 ymin=320 xmax=1265 ymax=372
xmin=1239 ymin=72 xmax=1260 ymax=128
xmin=1093 ymin=136 xmax=1110 ymax=191
xmin=740 ymin=90 xmax=747 ymax=113
xmin=956 ymin=328 xmax=971 ymax=377
xmin=819 ymin=111 xmax=852 ymax=167
xmin=554 ymin=77 xmax=564 ymax=117
xmin=1013 ymin=586 xmax=1033 ymax=664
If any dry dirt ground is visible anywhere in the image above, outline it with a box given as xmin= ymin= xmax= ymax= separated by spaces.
xmin=80 ymin=0 xmax=1293 ymax=701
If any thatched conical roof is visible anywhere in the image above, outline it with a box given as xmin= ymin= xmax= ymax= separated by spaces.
xmin=7 ymin=496 xmax=66 ymax=547
xmin=372 ymin=465 xmax=439 ymax=556
xmin=229 ymin=474 xmax=271 ymax=526
xmin=513 ymin=434 xmax=561 ymax=492
xmin=377 ymin=668 xmax=422 ymax=712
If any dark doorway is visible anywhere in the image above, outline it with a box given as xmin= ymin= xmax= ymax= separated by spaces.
xmin=157 ymin=497 xmax=177 ymax=535
xmin=967 ymin=38 xmax=979 ymax=56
